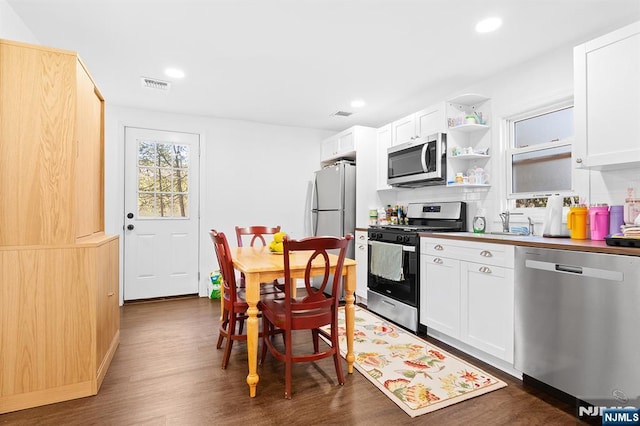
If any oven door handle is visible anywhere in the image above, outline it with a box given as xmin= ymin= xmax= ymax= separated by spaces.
xmin=368 ymin=241 xmax=415 ymax=252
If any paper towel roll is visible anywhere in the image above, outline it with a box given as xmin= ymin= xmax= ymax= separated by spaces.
xmin=543 ymin=195 xmax=567 ymax=236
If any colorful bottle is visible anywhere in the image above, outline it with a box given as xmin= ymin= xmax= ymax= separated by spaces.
xmin=567 ymin=205 xmax=588 ymax=240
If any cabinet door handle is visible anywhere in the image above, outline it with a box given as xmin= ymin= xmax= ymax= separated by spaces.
xmin=480 ymin=250 xmax=492 ymax=257
xmin=107 ymin=292 xmax=114 ymax=297
xmin=358 ymin=234 xmax=365 ymax=240
xmin=358 ymin=244 xmax=365 ymax=250
xmin=434 ymin=244 xmax=444 ymax=251
xmin=433 ymin=257 xmax=443 ymax=264
xmin=576 ymin=158 xmax=583 ymax=164
xmin=479 ymin=266 xmax=492 ymax=274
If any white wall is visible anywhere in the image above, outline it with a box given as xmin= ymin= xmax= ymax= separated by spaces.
xmin=105 ymin=105 xmax=332 ymax=301
xmin=388 ymin=43 xmax=639 ymax=233
xmin=0 ymin=0 xmax=38 ymax=43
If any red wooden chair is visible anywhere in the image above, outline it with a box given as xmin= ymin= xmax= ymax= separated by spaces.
xmin=210 ymin=229 xmax=271 ymax=369
xmin=259 ymin=234 xmax=353 ymax=399
xmin=235 ymin=225 xmax=285 ymax=295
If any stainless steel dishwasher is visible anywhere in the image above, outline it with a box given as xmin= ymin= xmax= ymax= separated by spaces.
xmin=515 ymin=246 xmax=640 ymax=408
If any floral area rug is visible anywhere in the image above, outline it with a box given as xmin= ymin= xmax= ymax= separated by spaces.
xmin=320 ymin=306 xmax=507 ymax=418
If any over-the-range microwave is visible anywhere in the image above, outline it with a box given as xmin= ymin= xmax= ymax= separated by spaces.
xmin=387 ymin=132 xmax=447 ymax=188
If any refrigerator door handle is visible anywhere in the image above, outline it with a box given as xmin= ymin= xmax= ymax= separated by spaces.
xmin=311 ymin=179 xmax=318 ymax=235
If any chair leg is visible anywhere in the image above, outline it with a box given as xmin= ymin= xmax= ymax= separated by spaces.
xmin=332 ymin=323 xmax=345 ymax=385
xmin=217 ymin=309 xmax=229 ymax=349
xmin=260 ymin=316 xmax=269 ymax=365
xmin=284 ymin=328 xmax=293 ymax=399
xmin=221 ymin=312 xmax=237 ymax=369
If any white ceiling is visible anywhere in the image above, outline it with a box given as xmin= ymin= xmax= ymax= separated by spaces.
xmin=7 ymin=0 xmax=640 ymax=131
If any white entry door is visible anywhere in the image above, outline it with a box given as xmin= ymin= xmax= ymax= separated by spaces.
xmin=124 ymin=127 xmax=200 ymax=300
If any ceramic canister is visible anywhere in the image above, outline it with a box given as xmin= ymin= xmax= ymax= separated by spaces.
xmin=588 ymin=205 xmax=609 ymax=241
xmin=567 ymin=206 xmax=588 ymax=240
xmin=609 ymin=205 xmax=624 ymax=236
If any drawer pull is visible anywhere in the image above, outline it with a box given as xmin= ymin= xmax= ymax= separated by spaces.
xmin=358 ymin=234 xmax=365 ymax=240
xmin=358 ymin=244 xmax=365 ymax=250
xmin=480 ymin=250 xmax=493 ymax=257
xmin=107 ymin=292 xmax=114 ymax=297
xmin=434 ymin=244 xmax=444 ymax=251
xmin=433 ymin=257 xmax=443 ymax=264
xmin=479 ymin=266 xmax=492 ymax=274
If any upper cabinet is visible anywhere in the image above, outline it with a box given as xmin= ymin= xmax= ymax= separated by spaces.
xmin=391 ymin=103 xmax=446 ymax=146
xmin=574 ymin=21 xmax=640 ymax=171
xmin=445 ymin=94 xmax=492 ymax=187
xmin=320 ymin=127 xmax=356 ymax=164
xmin=0 ymin=39 xmax=105 ymax=246
xmin=376 ymin=124 xmax=393 ymax=191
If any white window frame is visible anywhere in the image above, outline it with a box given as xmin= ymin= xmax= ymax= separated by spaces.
xmin=504 ymin=96 xmax=576 ymax=216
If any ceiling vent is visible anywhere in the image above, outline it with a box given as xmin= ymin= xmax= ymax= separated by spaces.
xmin=141 ymin=77 xmax=171 ymax=91
xmin=332 ymin=110 xmax=354 ymax=117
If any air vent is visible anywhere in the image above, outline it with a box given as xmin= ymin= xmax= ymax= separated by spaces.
xmin=332 ymin=110 xmax=354 ymax=117
xmin=141 ymin=77 xmax=171 ymax=91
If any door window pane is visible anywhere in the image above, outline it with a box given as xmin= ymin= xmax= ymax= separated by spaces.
xmin=136 ymin=141 xmax=190 ymax=218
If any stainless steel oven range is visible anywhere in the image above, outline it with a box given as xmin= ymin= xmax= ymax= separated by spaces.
xmin=367 ymin=201 xmax=466 ymax=333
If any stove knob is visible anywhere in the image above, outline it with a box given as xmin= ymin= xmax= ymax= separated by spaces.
xmin=404 ymin=235 xmax=411 ymax=243
xmin=377 ymin=232 xmax=383 ymax=239
xmin=396 ymin=235 xmax=403 ymax=242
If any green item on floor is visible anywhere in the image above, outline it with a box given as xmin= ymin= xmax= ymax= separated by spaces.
xmin=210 ymin=271 xmax=221 ymax=299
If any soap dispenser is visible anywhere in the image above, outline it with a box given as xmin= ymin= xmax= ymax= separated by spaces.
xmin=473 ymin=208 xmax=487 ymax=233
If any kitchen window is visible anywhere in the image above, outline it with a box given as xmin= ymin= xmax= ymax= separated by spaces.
xmin=506 ymin=99 xmax=577 ymax=208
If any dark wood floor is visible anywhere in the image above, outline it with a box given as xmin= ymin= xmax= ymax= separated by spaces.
xmin=1 ymin=296 xmax=586 ymax=425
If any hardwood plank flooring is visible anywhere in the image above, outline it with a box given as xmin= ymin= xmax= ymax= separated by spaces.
xmin=0 ymin=297 xmax=587 ymax=425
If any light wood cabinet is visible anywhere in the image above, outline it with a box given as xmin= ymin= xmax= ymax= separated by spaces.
xmin=574 ymin=21 xmax=640 ymax=170
xmin=419 ymin=237 xmax=514 ymax=363
xmin=0 ymin=39 xmax=119 ymax=414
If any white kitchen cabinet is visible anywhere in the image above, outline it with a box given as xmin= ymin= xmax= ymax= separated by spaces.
xmin=354 ymin=230 xmax=368 ymax=303
xmin=320 ymin=126 xmax=357 ymax=163
xmin=391 ymin=103 xmax=445 ymax=146
xmin=420 ymin=237 xmax=514 ymax=363
xmin=354 ymin=126 xmax=378 ymax=228
xmin=320 ymin=125 xmax=375 ymax=165
xmin=574 ymin=20 xmax=640 ymax=170
xmin=445 ymin=94 xmax=492 ymax=187
xmin=376 ymin=124 xmax=393 ymax=190
xmin=460 ymin=260 xmax=514 ymax=362
xmin=421 ymin=255 xmax=461 ymax=338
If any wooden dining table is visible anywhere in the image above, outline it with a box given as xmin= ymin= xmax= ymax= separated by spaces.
xmin=230 ymin=245 xmax=357 ymax=397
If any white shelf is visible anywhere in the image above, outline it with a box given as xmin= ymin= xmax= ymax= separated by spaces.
xmin=447 ymin=183 xmax=491 ymax=188
xmin=448 ymin=123 xmax=489 ymax=133
xmin=448 ymin=93 xmax=490 ymax=106
xmin=450 ymin=153 xmax=490 ymax=160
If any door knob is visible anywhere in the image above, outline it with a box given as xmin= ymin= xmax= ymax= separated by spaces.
xmin=127 ymin=224 xmax=134 ymax=230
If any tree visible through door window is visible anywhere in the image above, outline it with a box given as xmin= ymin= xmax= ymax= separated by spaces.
xmin=137 ymin=141 xmax=190 ymax=217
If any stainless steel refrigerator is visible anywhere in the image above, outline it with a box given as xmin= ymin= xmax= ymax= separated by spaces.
xmin=311 ymin=161 xmax=356 ymax=298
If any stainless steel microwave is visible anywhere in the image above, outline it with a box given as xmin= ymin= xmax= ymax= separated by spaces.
xmin=387 ymin=133 xmax=446 ymax=187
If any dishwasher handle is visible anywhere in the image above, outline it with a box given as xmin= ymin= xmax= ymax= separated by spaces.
xmin=525 ymin=259 xmax=623 ymax=281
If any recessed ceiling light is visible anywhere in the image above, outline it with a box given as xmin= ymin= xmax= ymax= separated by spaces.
xmin=165 ymin=68 xmax=185 ymax=79
xmin=350 ymin=99 xmax=366 ymax=108
xmin=475 ymin=17 xmax=502 ymax=33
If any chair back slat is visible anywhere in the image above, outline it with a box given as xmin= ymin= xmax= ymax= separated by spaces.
xmin=235 ymin=225 xmax=281 ymax=247
xmin=282 ymin=234 xmax=352 ymax=327
xmin=210 ymin=230 xmax=237 ymax=302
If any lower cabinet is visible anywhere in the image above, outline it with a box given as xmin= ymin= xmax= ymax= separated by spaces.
xmin=0 ymin=235 xmax=120 ymax=414
xmin=354 ymin=230 xmax=368 ymax=302
xmin=420 ymin=237 xmax=514 ymax=363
